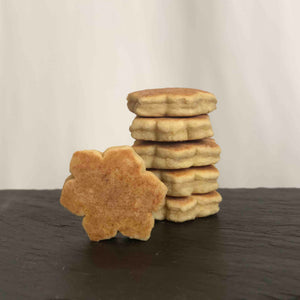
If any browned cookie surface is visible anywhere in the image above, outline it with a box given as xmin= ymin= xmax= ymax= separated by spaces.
xmin=60 ymin=146 xmax=167 ymax=241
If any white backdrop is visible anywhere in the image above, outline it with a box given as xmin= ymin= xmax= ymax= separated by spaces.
xmin=1 ymin=0 xmax=300 ymax=189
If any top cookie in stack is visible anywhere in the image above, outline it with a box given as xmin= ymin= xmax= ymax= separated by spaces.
xmin=128 ymin=88 xmax=221 ymax=222
xmin=127 ymin=87 xmax=217 ymax=117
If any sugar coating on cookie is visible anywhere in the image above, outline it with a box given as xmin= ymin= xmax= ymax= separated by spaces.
xmin=60 ymin=146 xmax=167 ymax=241
xmin=153 ymin=191 xmax=222 ymax=222
xmin=127 ymin=88 xmax=217 ymax=117
xmin=130 ymin=115 xmax=213 ymax=142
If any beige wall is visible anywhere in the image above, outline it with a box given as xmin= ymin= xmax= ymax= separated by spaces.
xmin=1 ymin=0 xmax=300 ymax=188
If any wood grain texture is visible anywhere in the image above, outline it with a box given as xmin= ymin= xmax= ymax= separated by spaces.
xmin=0 ymin=189 xmax=299 ymax=300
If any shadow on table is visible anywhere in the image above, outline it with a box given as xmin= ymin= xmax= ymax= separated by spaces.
xmin=57 ymin=216 xmax=228 ymax=298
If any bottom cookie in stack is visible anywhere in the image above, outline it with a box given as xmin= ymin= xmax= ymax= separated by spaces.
xmin=149 ymin=166 xmax=221 ymax=222
xmin=153 ymin=191 xmax=222 ymax=222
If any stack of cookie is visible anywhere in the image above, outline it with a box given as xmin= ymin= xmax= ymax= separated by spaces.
xmin=128 ymin=88 xmax=221 ymax=222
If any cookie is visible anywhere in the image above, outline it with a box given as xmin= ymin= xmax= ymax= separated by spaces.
xmin=130 ymin=115 xmax=213 ymax=142
xmin=60 ymin=146 xmax=167 ymax=241
xmin=150 ymin=165 xmax=219 ymax=197
xmin=127 ymin=88 xmax=217 ymax=117
xmin=133 ymin=138 xmax=221 ymax=169
xmin=153 ymin=191 xmax=222 ymax=222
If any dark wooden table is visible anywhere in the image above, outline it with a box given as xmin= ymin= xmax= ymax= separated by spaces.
xmin=0 ymin=189 xmax=299 ymax=300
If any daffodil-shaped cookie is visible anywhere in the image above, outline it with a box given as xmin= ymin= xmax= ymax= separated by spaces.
xmin=60 ymin=146 xmax=167 ymax=241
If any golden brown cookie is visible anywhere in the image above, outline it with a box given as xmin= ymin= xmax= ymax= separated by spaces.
xmin=127 ymin=88 xmax=217 ymax=117
xmin=60 ymin=146 xmax=167 ymax=241
xmin=133 ymin=138 xmax=221 ymax=169
xmin=150 ymin=165 xmax=219 ymax=197
xmin=153 ymin=191 xmax=222 ymax=222
xmin=130 ymin=115 xmax=213 ymax=142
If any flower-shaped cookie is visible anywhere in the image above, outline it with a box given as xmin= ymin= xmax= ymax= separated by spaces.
xmin=60 ymin=146 xmax=167 ymax=241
